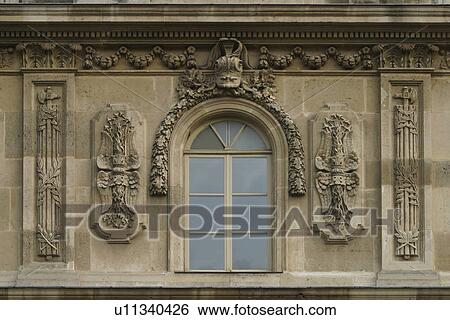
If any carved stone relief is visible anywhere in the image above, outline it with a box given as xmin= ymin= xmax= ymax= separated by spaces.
xmin=91 ymin=106 xmax=144 ymax=243
xmin=0 ymin=47 xmax=14 ymax=68
xmin=16 ymin=43 xmax=82 ymax=68
xmin=373 ymin=44 xmax=439 ymax=69
xmin=311 ymin=106 xmax=362 ymax=243
xmin=393 ymin=86 xmax=421 ymax=260
xmin=258 ymin=46 xmax=373 ymax=70
xmin=36 ymin=86 xmax=63 ymax=258
xmin=0 ymin=41 xmax=441 ymax=71
xmin=83 ymin=45 xmax=197 ymax=70
xmin=149 ymin=38 xmax=306 ymax=197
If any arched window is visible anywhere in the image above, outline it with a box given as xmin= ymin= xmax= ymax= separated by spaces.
xmin=185 ymin=119 xmax=273 ymax=271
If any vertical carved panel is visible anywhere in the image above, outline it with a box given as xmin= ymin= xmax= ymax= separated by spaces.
xmin=311 ymin=106 xmax=362 ymax=244
xmin=393 ymin=87 xmax=420 ymax=260
xmin=36 ymin=87 xmax=62 ymax=258
xmin=91 ymin=108 xmax=143 ymax=244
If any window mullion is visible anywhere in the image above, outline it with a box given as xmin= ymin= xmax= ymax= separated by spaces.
xmin=225 ymin=154 xmax=232 ymax=272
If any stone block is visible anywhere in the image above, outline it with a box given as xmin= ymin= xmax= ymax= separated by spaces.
xmin=5 ymin=112 xmax=22 ymax=159
xmin=0 ymin=76 xmax=21 ymax=113
xmin=0 ymin=189 xmax=10 ymax=232
xmin=0 ymin=232 xmax=18 ymax=271
xmin=304 ymin=77 xmax=365 ymax=113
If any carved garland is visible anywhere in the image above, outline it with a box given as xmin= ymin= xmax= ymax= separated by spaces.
xmin=2 ymin=42 xmax=446 ymax=70
xmin=84 ymin=45 xmax=197 ymax=70
xmin=36 ymin=87 xmax=63 ymax=258
xmin=150 ymin=38 xmax=306 ymax=197
xmin=258 ymin=46 xmax=373 ymax=70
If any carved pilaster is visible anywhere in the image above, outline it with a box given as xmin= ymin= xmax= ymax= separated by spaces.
xmin=36 ymin=87 xmax=63 ymax=258
xmin=379 ymin=73 xmax=435 ymax=283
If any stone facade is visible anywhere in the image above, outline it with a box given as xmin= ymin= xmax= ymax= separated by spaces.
xmin=1 ymin=2 xmax=450 ymax=297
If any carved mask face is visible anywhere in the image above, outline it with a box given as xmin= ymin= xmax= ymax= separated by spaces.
xmin=214 ymin=55 xmax=243 ymax=88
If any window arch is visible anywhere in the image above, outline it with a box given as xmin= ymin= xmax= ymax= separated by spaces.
xmin=167 ymin=98 xmax=288 ymax=272
xmin=186 ymin=120 xmax=272 ymax=271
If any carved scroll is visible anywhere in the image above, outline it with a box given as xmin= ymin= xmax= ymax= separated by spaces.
xmin=36 ymin=87 xmax=62 ymax=258
xmin=149 ymin=38 xmax=306 ymax=197
xmin=393 ymin=87 xmax=420 ymax=259
xmin=94 ymin=112 xmax=140 ymax=243
xmin=314 ymin=114 xmax=359 ymax=243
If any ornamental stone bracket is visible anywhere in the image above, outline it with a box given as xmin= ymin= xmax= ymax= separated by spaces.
xmin=90 ymin=104 xmax=146 ymax=244
xmin=310 ymin=104 xmax=364 ymax=244
xmin=149 ymin=38 xmax=307 ymax=197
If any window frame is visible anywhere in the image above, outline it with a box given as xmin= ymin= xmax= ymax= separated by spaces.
xmin=167 ymin=99 xmax=288 ymax=273
xmin=184 ymin=152 xmax=273 ymax=272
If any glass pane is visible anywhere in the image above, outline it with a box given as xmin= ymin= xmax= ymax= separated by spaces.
xmin=229 ymin=121 xmax=245 ymax=146
xmin=211 ymin=121 xmax=228 ymax=146
xmin=189 ymin=157 xmax=224 ymax=193
xmin=232 ymin=126 xmax=268 ymax=150
xmin=191 ymin=126 xmax=223 ymax=149
xmin=232 ymin=233 xmax=271 ymax=270
xmin=189 ymin=196 xmax=224 ymax=232
xmin=189 ymin=233 xmax=225 ymax=271
xmin=232 ymin=195 xmax=273 ymax=232
xmin=232 ymin=157 xmax=268 ymax=193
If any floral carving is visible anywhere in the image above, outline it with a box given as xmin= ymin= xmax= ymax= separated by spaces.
xmin=16 ymin=43 xmax=81 ymax=69
xmin=393 ymin=86 xmax=420 ymax=259
xmin=95 ymin=112 xmax=141 ymax=243
xmin=150 ymin=38 xmax=306 ymax=197
xmin=373 ymin=44 xmax=439 ymax=69
xmin=258 ymin=46 xmax=373 ymax=70
xmin=0 ymin=47 xmax=14 ymax=69
xmin=84 ymin=45 xmax=197 ymax=70
xmin=315 ymin=114 xmax=359 ymax=243
xmin=36 ymin=87 xmax=62 ymax=258
xmin=439 ymin=48 xmax=450 ymax=69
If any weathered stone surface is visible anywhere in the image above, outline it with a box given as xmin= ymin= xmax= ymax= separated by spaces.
xmin=0 ymin=3 xmax=449 ymax=294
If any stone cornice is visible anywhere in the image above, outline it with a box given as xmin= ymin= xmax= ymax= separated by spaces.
xmin=1 ymin=4 xmax=450 ymax=42
xmin=0 ymin=4 xmax=450 ymax=25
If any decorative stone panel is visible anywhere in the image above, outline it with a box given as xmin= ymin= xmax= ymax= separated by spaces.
xmin=22 ymin=72 xmax=76 ymax=270
xmin=379 ymin=72 xmax=436 ymax=285
xmin=310 ymin=103 xmax=363 ymax=244
xmin=90 ymin=104 xmax=145 ymax=244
